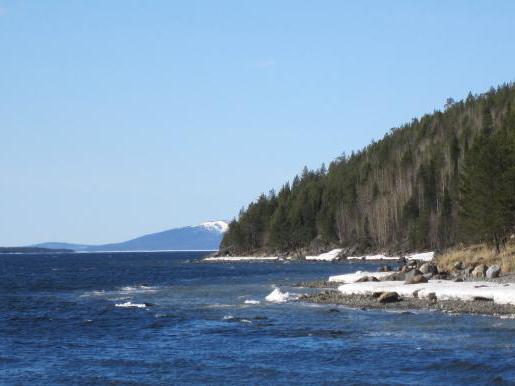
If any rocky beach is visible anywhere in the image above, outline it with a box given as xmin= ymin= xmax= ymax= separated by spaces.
xmin=295 ymin=257 xmax=515 ymax=317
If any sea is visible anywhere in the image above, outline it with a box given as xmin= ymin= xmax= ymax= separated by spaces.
xmin=1 ymin=251 xmax=514 ymax=385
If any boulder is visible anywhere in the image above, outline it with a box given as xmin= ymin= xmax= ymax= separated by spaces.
xmin=405 ymin=274 xmax=428 ymax=285
xmin=405 ymin=269 xmax=423 ymax=282
xmin=378 ymin=292 xmax=400 ymax=303
xmin=423 ymin=273 xmax=433 ymax=280
xmin=486 ymin=265 xmax=501 ymax=279
xmin=472 ymin=264 xmax=488 ymax=278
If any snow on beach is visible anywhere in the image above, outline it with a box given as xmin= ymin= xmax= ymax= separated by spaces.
xmin=346 ymin=254 xmax=398 ymax=261
xmin=328 ymin=271 xmax=394 ymax=283
xmin=337 ymin=280 xmax=515 ymax=306
xmin=305 ymin=249 xmax=434 ymax=262
xmin=406 ymin=251 xmax=434 ymax=262
xmin=204 ymin=256 xmax=279 ymax=262
xmin=305 ymin=249 xmax=342 ymax=261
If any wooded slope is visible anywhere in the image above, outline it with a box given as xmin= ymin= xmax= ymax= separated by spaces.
xmin=221 ymin=84 xmax=515 ymax=255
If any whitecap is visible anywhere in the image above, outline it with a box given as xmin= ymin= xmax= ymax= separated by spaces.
xmin=244 ymin=299 xmax=261 ymax=305
xmin=115 ymin=302 xmax=147 ymax=308
xmin=265 ymin=288 xmax=290 ymax=303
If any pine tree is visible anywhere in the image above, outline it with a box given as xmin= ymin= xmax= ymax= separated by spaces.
xmin=459 ymin=129 xmax=514 ymax=252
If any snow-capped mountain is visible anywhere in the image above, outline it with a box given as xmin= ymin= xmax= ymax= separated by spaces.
xmin=33 ymin=221 xmax=229 ymax=252
xmin=198 ymin=221 xmax=229 ymax=233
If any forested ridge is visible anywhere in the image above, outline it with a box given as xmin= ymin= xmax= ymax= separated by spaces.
xmin=221 ymin=83 xmax=515 ymax=256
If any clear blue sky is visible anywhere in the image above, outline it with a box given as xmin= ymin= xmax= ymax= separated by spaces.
xmin=1 ymin=1 xmax=515 ymax=246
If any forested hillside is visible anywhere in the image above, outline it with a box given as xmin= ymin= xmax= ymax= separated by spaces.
xmin=221 ymin=84 xmax=515 ymax=256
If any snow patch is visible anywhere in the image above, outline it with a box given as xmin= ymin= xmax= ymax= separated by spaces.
xmin=328 ymin=271 xmax=394 ymax=283
xmin=337 ymin=280 xmax=515 ymax=305
xmin=406 ymin=251 xmax=434 ymax=262
xmin=204 ymin=256 xmax=279 ymax=262
xmin=346 ymin=254 xmax=398 ymax=261
xmin=305 ymin=249 xmax=342 ymax=261
xmin=199 ymin=221 xmax=229 ymax=233
xmin=305 ymin=250 xmax=433 ymax=262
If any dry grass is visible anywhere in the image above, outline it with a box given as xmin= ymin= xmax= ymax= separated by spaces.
xmin=437 ymin=240 xmax=515 ymax=274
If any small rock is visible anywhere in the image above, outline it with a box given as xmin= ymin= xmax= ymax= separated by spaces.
xmin=420 ymin=263 xmax=437 ymax=275
xmin=405 ymin=274 xmax=428 ymax=285
xmin=454 ymin=277 xmax=464 ymax=282
xmin=378 ymin=292 xmax=400 ymax=303
xmin=355 ymin=276 xmax=379 ymax=282
xmin=378 ymin=265 xmax=392 ymax=272
xmin=423 ymin=273 xmax=433 ymax=280
xmin=486 ymin=265 xmax=501 ymax=279
xmin=453 ymin=261 xmax=464 ymax=270
xmin=472 ymin=264 xmax=487 ymax=278
xmin=473 ymin=296 xmax=493 ymax=302
xmin=381 ymin=272 xmax=405 ymax=281
xmin=463 ymin=266 xmax=474 ymax=276
xmin=427 ymin=292 xmax=437 ymax=302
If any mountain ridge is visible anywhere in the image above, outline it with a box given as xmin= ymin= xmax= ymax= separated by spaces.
xmin=33 ymin=221 xmax=228 ymax=252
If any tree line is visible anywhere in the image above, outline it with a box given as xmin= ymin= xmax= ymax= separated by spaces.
xmin=221 ymin=83 xmax=515 ymax=255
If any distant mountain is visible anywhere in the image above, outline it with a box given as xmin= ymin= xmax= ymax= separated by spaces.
xmin=33 ymin=221 xmax=228 ymax=252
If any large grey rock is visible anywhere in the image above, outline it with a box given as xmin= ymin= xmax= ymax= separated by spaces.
xmin=472 ymin=264 xmax=488 ymax=278
xmin=378 ymin=292 xmax=400 ymax=303
xmin=486 ymin=265 xmax=501 ymax=279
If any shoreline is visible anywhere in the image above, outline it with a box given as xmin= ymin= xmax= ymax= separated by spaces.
xmin=204 ymin=249 xmax=435 ymax=263
xmin=297 ymin=289 xmax=515 ymax=317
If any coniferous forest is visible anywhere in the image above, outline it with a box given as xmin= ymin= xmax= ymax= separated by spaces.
xmin=221 ymin=83 xmax=515 ymax=256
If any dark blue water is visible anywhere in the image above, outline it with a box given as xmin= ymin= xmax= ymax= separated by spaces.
xmin=1 ymin=252 xmax=514 ymax=385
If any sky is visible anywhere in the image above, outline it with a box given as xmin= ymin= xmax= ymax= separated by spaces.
xmin=1 ymin=1 xmax=515 ymax=246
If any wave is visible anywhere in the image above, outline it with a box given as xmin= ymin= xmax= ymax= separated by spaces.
xmin=265 ymin=288 xmax=291 ymax=303
xmin=115 ymin=302 xmax=148 ymax=308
